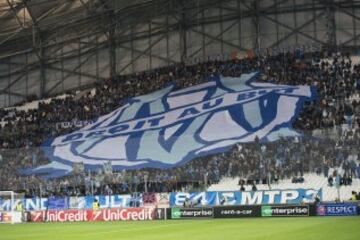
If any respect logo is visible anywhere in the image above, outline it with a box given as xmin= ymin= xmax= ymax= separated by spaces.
xmin=316 ymin=206 xmax=326 ymax=216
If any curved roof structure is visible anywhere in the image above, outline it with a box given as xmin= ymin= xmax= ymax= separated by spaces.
xmin=0 ymin=0 xmax=154 ymax=57
xmin=0 ymin=0 xmax=360 ymax=108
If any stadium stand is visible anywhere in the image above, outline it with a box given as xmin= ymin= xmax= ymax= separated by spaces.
xmin=0 ymin=50 xmax=360 ymax=201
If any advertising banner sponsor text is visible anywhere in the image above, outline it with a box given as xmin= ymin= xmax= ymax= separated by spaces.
xmin=170 ymin=208 xmax=214 ymax=219
xmin=170 ymin=189 xmax=321 ymax=207
xmin=316 ymin=203 xmax=358 ymax=216
xmin=261 ymin=205 xmax=309 ymax=217
xmin=214 ymin=206 xmax=261 ymax=218
xmin=29 ymin=208 xmax=155 ymax=222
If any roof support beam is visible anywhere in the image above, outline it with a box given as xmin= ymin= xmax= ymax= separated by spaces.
xmin=46 ymin=50 xmax=101 ymax=95
xmin=268 ymin=10 xmax=325 ymax=49
xmin=118 ymin=34 xmax=168 ymax=74
xmin=108 ymin=10 xmax=116 ymax=78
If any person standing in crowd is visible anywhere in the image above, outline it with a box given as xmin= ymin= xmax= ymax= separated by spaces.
xmin=92 ymin=199 xmax=100 ymax=210
xmin=15 ymin=201 xmax=23 ymax=212
xmin=350 ymin=191 xmax=357 ymax=201
xmin=15 ymin=201 xmax=25 ymax=222
xmin=1 ymin=51 xmax=360 ymax=196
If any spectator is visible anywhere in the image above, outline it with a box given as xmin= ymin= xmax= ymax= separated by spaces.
xmin=1 ymin=50 xmax=360 ymax=195
xmin=350 ymin=191 xmax=357 ymax=201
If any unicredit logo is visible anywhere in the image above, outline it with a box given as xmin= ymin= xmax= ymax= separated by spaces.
xmin=93 ymin=208 xmax=154 ymax=221
xmin=44 ymin=210 xmax=88 ymax=222
xmin=30 ymin=208 xmax=155 ymax=222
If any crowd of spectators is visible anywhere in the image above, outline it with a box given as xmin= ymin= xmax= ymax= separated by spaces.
xmin=1 ymin=49 xmax=360 ymax=197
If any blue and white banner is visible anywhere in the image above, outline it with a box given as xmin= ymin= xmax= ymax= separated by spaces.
xmin=317 ymin=203 xmax=358 ymax=216
xmin=0 ymin=195 xmax=135 ymax=211
xmin=24 ymin=72 xmax=316 ymax=178
xmin=170 ymin=189 xmax=322 ymax=207
xmin=47 ymin=197 xmax=69 ymax=210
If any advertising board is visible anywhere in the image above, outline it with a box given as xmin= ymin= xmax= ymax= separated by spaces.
xmin=316 ymin=203 xmax=358 ymax=216
xmin=0 ymin=212 xmax=22 ymax=223
xmin=214 ymin=206 xmax=261 ymax=218
xmin=170 ymin=208 xmax=214 ymax=219
xmin=29 ymin=208 xmax=156 ymax=222
xmin=261 ymin=205 xmax=309 ymax=217
xmin=170 ymin=189 xmax=321 ymax=207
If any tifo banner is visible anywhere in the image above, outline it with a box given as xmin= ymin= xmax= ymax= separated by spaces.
xmin=170 ymin=189 xmax=321 ymax=207
xmin=30 ymin=208 xmax=156 ymax=222
xmin=261 ymin=205 xmax=309 ymax=217
xmin=214 ymin=206 xmax=261 ymax=218
xmin=23 ymin=72 xmax=316 ymax=178
xmin=316 ymin=203 xmax=358 ymax=216
xmin=170 ymin=208 xmax=214 ymax=219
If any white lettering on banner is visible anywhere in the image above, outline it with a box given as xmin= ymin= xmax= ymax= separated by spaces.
xmin=58 ymin=120 xmax=95 ymax=129
xmin=221 ymin=192 xmax=236 ymax=205
xmin=61 ymin=210 xmax=85 ymax=222
xmin=1 ymin=195 xmax=137 ymax=211
xmin=41 ymin=198 xmax=47 ymax=210
xmin=43 ymin=210 xmax=89 ymax=222
xmin=96 ymin=195 xmax=132 ymax=209
xmin=175 ymin=193 xmax=190 ymax=206
xmin=93 ymin=210 xmax=102 ymax=220
xmin=327 ymin=206 xmax=357 ymax=214
xmin=0 ymin=199 xmax=21 ymax=211
xmin=101 ymin=208 xmax=154 ymax=221
xmin=30 ymin=208 xmax=155 ymax=222
xmin=32 ymin=212 xmax=42 ymax=222
xmin=197 ymin=192 xmax=207 ymax=206
xmin=110 ymin=196 xmax=123 ymax=208
xmin=280 ymin=190 xmax=299 ymax=203
xmin=174 ymin=192 xmax=207 ymax=206
xmin=26 ymin=199 xmax=39 ymax=211
xmin=241 ymin=192 xmax=263 ymax=205
xmin=264 ymin=191 xmax=280 ymax=204
xmin=171 ymin=189 xmax=322 ymax=206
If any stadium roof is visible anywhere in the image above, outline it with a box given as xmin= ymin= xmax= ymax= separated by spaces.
xmin=0 ymin=0 xmax=155 ymax=58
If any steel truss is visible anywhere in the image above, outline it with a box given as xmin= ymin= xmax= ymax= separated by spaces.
xmin=0 ymin=0 xmax=359 ymax=107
